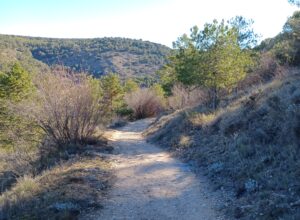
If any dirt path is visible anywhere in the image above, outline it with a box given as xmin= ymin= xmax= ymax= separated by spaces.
xmin=83 ymin=118 xmax=224 ymax=220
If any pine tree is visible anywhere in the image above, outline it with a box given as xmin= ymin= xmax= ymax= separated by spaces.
xmin=124 ymin=79 xmax=139 ymax=93
xmin=0 ymin=63 xmax=35 ymax=148
xmin=168 ymin=18 xmax=254 ymax=108
xmin=0 ymin=63 xmax=34 ymax=101
xmin=100 ymin=73 xmax=124 ymax=115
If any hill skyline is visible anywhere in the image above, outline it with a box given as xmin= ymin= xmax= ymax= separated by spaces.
xmin=0 ymin=34 xmax=171 ymax=79
xmin=0 ymin=0 xmax=297 ymax=47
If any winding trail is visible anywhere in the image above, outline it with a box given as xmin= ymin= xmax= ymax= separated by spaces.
xmin=83 ymin=118 xmax=224 ymax=220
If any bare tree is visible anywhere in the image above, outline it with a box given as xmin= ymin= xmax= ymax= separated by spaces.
xmin=20 ymin=72 xmax=107 ymax=146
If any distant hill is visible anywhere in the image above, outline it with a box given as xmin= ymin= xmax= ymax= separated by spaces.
xmin=0 ymin=35 xmax=171 ymax=78
xmin=0 ymin=35 xmax=50 ymax=74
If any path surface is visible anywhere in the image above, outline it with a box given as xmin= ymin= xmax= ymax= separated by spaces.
xmin=83 ymin=118 xmax=224 ymax=220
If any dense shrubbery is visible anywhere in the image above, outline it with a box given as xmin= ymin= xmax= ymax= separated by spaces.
xmin=0 ymin=64 xmax=114 ymax=173
xmin=145 ymin=9 xmax=300 ymax=220
xmin=0 ymin=64 xmax=41 ymax=178
xmin=0 ymin=64 xmax=114 ymax=219
xmin=125 ymin=88 xmax=164 ymax=119
xmin=100 ymin=73 xmax=124 ymax=117
xmin=167 ymin=84 xmax=208 ymax=110
xmin=159 ymin=17 xmax=256 ymax=109
xmin=22 ymin=73 xmax=108 ymax=147
xmin=0 ymin=65 xmax=113 ymax=150
xmin=0 ymin=63 xmax=38 ymax=150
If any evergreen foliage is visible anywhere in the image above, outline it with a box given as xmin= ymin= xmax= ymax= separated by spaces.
xmin=0 ymin=63 xmax=34 ymax=101
xmin=160 ymin=17 xmax=255 ymax=108
xmin=123 ymin=79 xmax=139 ymax=93
xmin=258 ymin=11 xmax=300 ymax=65
xmin=0 ymin=35 xmax=170 ymax=78
xmin=100 ymin=73 xmax=124 ymax=116
xmin=0 ymin=63 xmax=37 ymax=148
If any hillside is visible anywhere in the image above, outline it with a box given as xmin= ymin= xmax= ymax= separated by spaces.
xmin=0 ymin=34 xmax=171 ymax=78
xmin=145 ymin=69 xmax=300 ymax=219
xmin=0 ymin=36 xmax=50 ymax=74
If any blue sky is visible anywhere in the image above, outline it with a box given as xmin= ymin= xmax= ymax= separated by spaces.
xmin=0 ymin=0 xmax=298 ymax=47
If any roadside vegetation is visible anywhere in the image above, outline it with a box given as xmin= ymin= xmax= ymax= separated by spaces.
xmin=0 ymin=58 xmax=164 ymax=219
xmin=1 ymin=2 xmax=300 ymax=219
xmin=0 ymin=63 xmax=116 ymax=219
xmin=145 ymin=10 xmax=300 ymax=220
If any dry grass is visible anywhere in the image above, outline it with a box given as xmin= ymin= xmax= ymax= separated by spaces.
xmin=0 ymin=124 xmax=113 ymax=219
xmin=0 ymin=70 xmax=114 ymax=219
xmin=178 ymin=135 xmax=193 ymax=148
xmin=189 ymin=112 xmax=216 ymax=127
xmin=0 ymin=156 xmax=112 ymax=220
xmin=146 ymin=71 xmax=300 ymax=219
xmin=237 ymin=52 xmax=288 ymax=91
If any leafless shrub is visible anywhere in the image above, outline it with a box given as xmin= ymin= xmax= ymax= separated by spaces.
xmin=19 ymin=72 xmax=107 ymax=147
xmin=125 ymin=88 xmax=163 ymax=119
xmin=167 ymin=84 xmax=208 ymax=110
xmin=238 ymin=53 xmax=288 ymax=90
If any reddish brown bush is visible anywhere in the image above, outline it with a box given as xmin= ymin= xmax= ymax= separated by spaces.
xmin=167 ymin=84 xmax=208 ymax=110
xmin=125 ymin=88 xmax=163 ymax=119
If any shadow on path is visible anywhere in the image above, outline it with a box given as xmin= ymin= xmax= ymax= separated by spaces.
xmin=81 ymin=118 xmax=224 ymax=220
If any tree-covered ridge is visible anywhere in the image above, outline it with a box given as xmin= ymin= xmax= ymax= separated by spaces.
xmin=0 ymin=35 xmax=171 ymax=78
xmin=257 ymin=11 xmax=300 ymax=65
xmin=0 ymin=35 xmax=50 ymax=75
